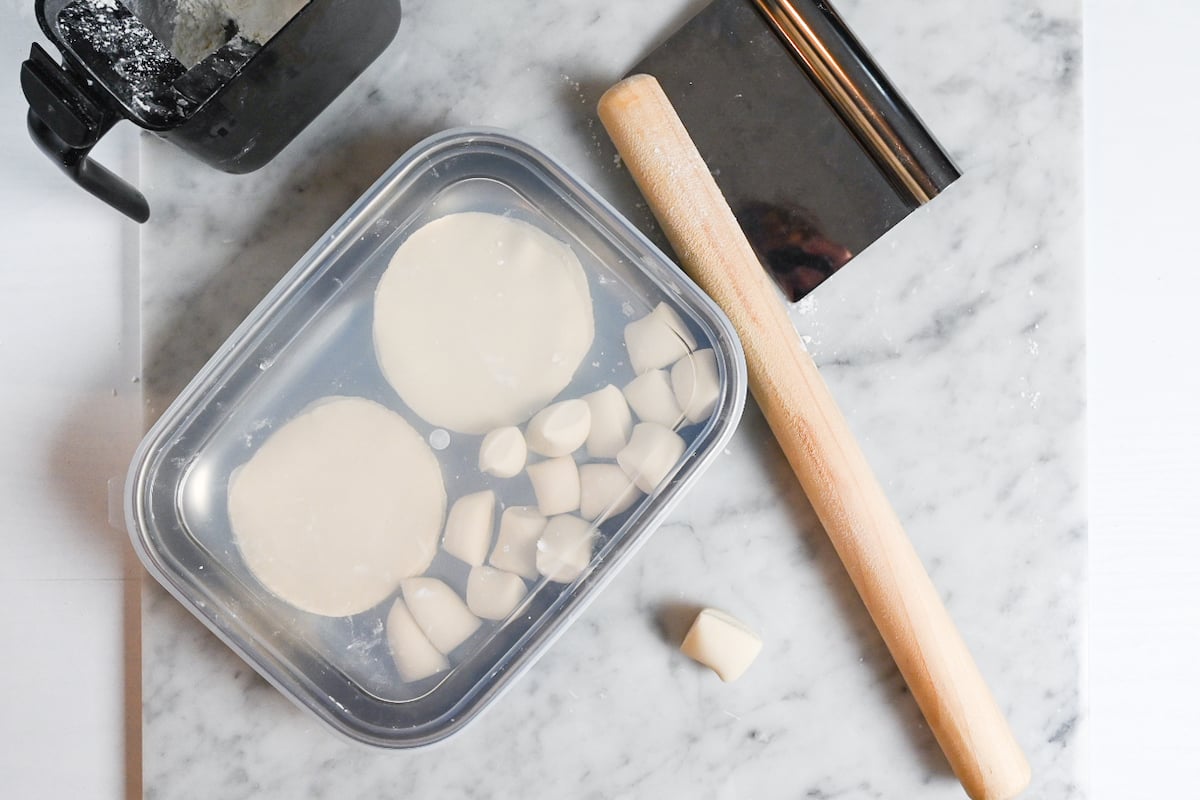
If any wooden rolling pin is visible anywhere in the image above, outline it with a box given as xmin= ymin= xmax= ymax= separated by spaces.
xmin=599 ymin=74 xmax=1030 ymax=800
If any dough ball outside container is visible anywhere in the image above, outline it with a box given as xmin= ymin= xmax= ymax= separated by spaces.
xmin=227 ymin=396 xmax=446 ymax=617
xmin=679 ymin=608 xmax=763 ymax=682
xmin=373 ymin=212 xmax=595 ymax=434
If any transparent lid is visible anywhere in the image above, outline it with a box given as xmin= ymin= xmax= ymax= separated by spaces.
xmin=126 ymin=128 xmax=746 ymax=747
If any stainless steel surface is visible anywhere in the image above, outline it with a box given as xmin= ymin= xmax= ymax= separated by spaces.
xmin=633 ymin=0 xmax=959 ymax=300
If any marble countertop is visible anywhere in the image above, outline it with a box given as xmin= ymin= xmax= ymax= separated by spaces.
xmin=135 ymin=1 xmax=1083 ymax=797
xmin=1 ymin=0 xmax=1127 ymax=796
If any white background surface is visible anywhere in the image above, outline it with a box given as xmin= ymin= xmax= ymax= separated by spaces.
xmin=1084 ymin=2 xmax=1200 ymax=795
xmin=0 ymin=1 xmax=1194 ymax=797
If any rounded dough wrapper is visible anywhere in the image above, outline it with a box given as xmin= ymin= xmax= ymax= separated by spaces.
xmin=401 ymin=577 xmax=481 ymax=655
xmin=616 ymin=422 xmax=687 ymax=493
xmin=579 ymin=463 xmax=644 ymax=522
xmin=623 ymin=369 xmax=684 ymax=428
xmin=386 ymin=599 xmax=449 ymax=683
xmin=373 ymin=212 xmax=594 ymax=434
xmin=583 ymin=384 xmax=633 ymax=459
xmin=490 ymin=506 xmax=546 ymax=580
xmin=536 ymin=514 xmax=596 ymax=583
xmin=479 ymin=426 xmax=527 ymax=478
xmin=228 ymin=396 xmax=445 ymax=617
xmin=466 ymin=566 xmax=528 ymax=620
xmin=671 ymin=348 xmax=721 ymax=424
xmin=525 ymin=399 xmax=591 ymax=457
xmin=624 ymin=302 xmax=697 ymax=374
xmin=442 ymin=490 xmax=495 ymax=566
xmin=526 ymin=455 xmax=581 ymax=516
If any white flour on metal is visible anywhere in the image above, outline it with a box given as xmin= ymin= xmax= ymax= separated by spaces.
xmin=172 ymin=0 xmax=309 ymax=65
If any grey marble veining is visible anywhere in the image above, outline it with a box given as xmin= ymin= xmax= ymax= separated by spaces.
xmin=138 ymin=0 xmax=1083 ymax=796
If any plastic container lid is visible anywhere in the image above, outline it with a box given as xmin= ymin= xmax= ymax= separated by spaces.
xmin=126 ymin=128 xmax=747 ymax=747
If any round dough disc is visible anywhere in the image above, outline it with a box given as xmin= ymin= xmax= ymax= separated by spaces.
xmin=228 ymin=396 xmax=446 ymax=617
xmin=373 ymin=212 xmax=595 ymax=434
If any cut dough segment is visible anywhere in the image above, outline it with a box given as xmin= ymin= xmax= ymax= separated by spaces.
xmin=526 ymin=399 xmax=591 ymax=457
xmin=526 ymin=456 xmax=581 ymax=516
xmin=401 ymin=577 xmax=481 ymax=655
xmin=624 ymin=302 xmax=697 ymax=374
xmin=679 ymin=608 xmax=763 ymax=682
xmin=385 ymin=599 xmax=449 ymax=682
xmin=536 ymin=514 xmax=596 ymax=583
xmin=479 ymin=426 xmax=527 ymax=478
xmin=227 ymin=396 xmax=445 ymax=617
xmin=623 ymin=369 xmax=684 ymax=428
xmin=579 ymin=463 xmax=643 ymax=522
xmin=490 ymin=506 xmax=546 ymax=579
xmin=442 ymin=490 xmax=495 ymax=566
xmin=373 ymin=212 xmax=595 ymax=434
xmin=671 ymin=348 xmax=721 ymax=425
xmin=582 ymin=384 xmax=633 ymax=458
xmin=616 ymin=422 xmax=687 ymax=493
xmin=466 ymin=566 xmax=528 ymax=620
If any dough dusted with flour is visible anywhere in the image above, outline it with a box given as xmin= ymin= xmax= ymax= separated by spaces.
xmin=373 ymin=213 xmax=594 ymax=434
xmin=227 ymin=396 xmax=445 ymax=617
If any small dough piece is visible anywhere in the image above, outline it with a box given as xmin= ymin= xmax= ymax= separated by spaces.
xmin=616 ymin=422 xmax=687 ymax=493
xmin=536 ymin=514 xmax=596 ymax=583
xmin=679 ymin=608 xmax=763 ymax=682
xmin=374 ymin=212 xmax=595 ymax=434
xmin=490 ymin=506 xmax=546 ymax=579
xmin=479 ymin=426 xmax=527 ymax=478
xmin=623 ymin=369 xmax=684 ymax=428
xmin=671 ymin=348 xmax=722 ymax=425
xmin=582 ymin=384 xmax=633 ymax=458
xmin=385 ymin=599 xmax=449 ymax=683
xmin=579 ymin=463 xmax=643 ymax=522
xmin=525 ymin=399 xmax=591 ymax=457
xmin=526 ymin=456 xmax=581 ymax=516
xmin=624 ymin=302 xmax=697 ymax=374
xmin=228 ymin=396 xmax=445 ymax=617
xmin=442 ymin=490 xmax=495 ymax=566
xmin=401 ymin=577 xmax=481 ymax=655
xmin=466 ymin=566 xmax=528 ymax=620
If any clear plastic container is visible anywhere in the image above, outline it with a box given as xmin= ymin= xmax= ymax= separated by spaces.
xmin=126 ymin=129 xmax=747 ymax=747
